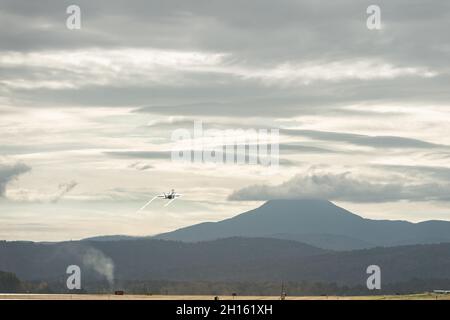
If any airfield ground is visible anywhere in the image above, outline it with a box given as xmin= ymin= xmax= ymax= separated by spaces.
xmin=0 ymin=293 xmax=449 ymax=300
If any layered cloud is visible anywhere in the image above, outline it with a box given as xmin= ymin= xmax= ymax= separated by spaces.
xmin=282 ymin=129 xmax=446 ymax=149
xmin=0 ymin=0 xmax=448 ymax=113
xmin=228 ymin=170 xmax=450 ymax=203
xmin=52 ymin=181 xmax=78 ymax=203
xmin=0 ymin=161 xmax=31 ymax=197
xmin=0 ymin=49 xmax=436 ymax=91
xmin=0 ymin=49 xmax=225 ymax=89
xmin=6 ymin=180 xmax=79 ymax=203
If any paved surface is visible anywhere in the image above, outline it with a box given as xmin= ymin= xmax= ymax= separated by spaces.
xmin=0 ymin=293 xmax=449 ymax=300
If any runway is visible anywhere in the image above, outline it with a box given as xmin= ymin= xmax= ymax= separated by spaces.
xmin=1 ymin=293 xmax=449 ymax=300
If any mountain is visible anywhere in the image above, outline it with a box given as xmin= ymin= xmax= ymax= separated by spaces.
xmin=153 ymin=199 xmax=450 ymax=250
xmin=1 ymin=238 xmax=450 ymax=286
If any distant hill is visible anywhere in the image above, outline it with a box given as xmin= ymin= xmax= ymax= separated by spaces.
xmin=153 ymin=199 xmax=450 ymax=250
xmin=0 ymin=238 xmax=325 ymax=282
xmin=1 ymin=238 xmax=450 ymax=286
xmin=83 ymin=235 xmax=145 ymax=242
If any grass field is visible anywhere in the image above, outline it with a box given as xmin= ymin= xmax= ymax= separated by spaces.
xmin=1 ymin=293 xmax=449 ymax=300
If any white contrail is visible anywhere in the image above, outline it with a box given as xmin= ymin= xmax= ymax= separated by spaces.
xmin=164 ymin=198 xmax=176 ymax=207
xmin=136 ymin=196 xmax=158 ymax=213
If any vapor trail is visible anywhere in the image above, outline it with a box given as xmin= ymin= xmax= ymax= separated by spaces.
xmin=136 ymin=196 xmax=157 ymax=213
xmin=164 ymin=198 xmax=176 ymax=207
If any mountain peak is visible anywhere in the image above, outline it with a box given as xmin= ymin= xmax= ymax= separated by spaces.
xmin=153 ymin=198 xmax=450 ymax=250
xmin=261 ymin=198 xmax=334 ymax=209
xmin=154 ymin=198 xmax=363 ymax=244
xmin=263 ymin=198 xmax=331 ymax=204
xmin=254 ymin=198 xmax=358 ymax=219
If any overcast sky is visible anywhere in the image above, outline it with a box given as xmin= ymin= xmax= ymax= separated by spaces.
xmin=1 ymin=0 xmax=450 ymax=241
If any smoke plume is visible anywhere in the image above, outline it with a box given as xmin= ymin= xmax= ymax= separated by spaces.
xmin=82 ymin=247 xmax=115 ymax=286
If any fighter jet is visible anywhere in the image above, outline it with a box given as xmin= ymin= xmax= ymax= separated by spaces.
xmin=136 ymin=189 xmax=182 ymax=212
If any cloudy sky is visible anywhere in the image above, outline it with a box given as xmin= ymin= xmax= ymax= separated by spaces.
xmin=1 ymin=0 xmax=450 ymax=241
